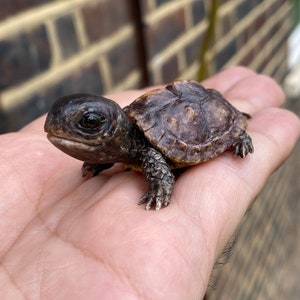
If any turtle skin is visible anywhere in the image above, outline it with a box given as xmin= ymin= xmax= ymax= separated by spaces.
xmin=44 ymin=80 xmax=254 ymax=210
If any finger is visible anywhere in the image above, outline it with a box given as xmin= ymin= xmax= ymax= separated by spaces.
xmin=20 ymin=115 xmax=46 ymax=133
xmin=249 ymin=108 xmax=300 ymax=171
xmin=202 ymin=66 xmax=256 ymax=93
xmin=224 ymin=74 xmax=286 ymax=114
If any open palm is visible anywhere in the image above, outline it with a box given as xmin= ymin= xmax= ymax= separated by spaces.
xmin=1 ymin=67 xmax=299 ymax=299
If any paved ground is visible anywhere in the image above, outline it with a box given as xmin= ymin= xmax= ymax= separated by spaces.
xmin=207 ymin=94 xmax=300 ymax=299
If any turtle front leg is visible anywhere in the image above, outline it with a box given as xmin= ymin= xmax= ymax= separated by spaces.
xmin=139 ymin=147 xmax=175 ymax=210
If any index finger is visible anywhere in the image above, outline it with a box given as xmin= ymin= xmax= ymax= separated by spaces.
xmin=202 ymin=66 xmax=285 ymax=113
xmin=201 ymin=66 xmax=256 ymax=93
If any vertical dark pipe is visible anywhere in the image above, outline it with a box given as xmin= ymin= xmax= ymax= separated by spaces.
xmin=130 ymin=0 xmax=149 ymax=87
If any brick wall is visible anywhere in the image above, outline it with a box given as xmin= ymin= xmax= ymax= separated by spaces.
xmin=0 ymin=0 xmax=292 ymax=133
xmin=141 ymin=0 xmax=291 ymax=84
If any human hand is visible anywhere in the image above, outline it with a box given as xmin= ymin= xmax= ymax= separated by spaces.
xmin=0 ymin=67 xmax=299 ymax=299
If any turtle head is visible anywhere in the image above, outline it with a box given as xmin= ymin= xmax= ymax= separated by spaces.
xmin=44 ymin=94 xmax=137 ymax=163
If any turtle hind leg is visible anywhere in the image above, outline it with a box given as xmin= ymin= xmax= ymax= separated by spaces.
xmin=140 ymin=147 xmax=175 ymax=210
xmin=233 ymin=133 xmax=254 ymax=158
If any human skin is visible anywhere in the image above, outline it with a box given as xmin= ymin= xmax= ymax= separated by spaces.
xmin=0 ymin=67 xmax=299 ymax=299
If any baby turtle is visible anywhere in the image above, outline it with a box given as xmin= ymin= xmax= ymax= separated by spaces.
xmin=44 ymin=80 xmax=253 ymax=210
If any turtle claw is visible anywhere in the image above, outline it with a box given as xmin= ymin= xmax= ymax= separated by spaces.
xmin=138 ymin=196 xmax=162 ymax=211
xmin=139 ymin=186 xmax=172 ymax=210
xmin=233 ymin=133 xmax=254 ymax=158
xmin=138 ymin=194 xmax=152 ymax=208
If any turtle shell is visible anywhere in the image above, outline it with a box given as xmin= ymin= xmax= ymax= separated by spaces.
xmin=123 ymin=80 xmax=249 ymax=166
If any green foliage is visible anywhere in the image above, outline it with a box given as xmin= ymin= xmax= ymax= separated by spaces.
xmin=292 ymin=0 xmax=300 ymax=26
xmin=197 ymin=0 xmax=219 ymax=81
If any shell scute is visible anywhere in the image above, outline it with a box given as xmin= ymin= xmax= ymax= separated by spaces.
xmin=124 ymin=80 xmax=249 ymax=164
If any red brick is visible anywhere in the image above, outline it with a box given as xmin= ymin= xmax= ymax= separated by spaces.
xmin=239 ymin=25 xmax=253 ymax=45
xmin=47 ymin=62 xmax=104 ymax=98
xmin=185 ymin=33 xmax=204 ymax=66
xmin=55 ymin=14 xmax=80 ymax=59
xmin=82 ymin=0 xmax=133 ymax=43
xmin=145 ymin=8 xmax=186 ymax=58
xmin=161 ymin=55 xmax=179 ymax=83
xmin=253 ymin=12 xmax=267 ymax=31
xmin=236 ymin=1 xmax=256 ymax=19
xmin=107 ymin=36 xmax=140 ymax=84
xmin=219 ymin=11 xmax=235 ymax=37
xmin=0 ymin=25 xmax=51 ymax=90
xmin=0 ymin=0 xmax=54 ymax=21
xmin=191 ymin=0 xmax=205 ymax=25
xmin=215 ymin=39 xmax=237 ymax=70
xmin=239 ymin=49 xmax=256 ymax=66
xmin=140 ymin=0 xmax=151 ymax=14
xmin=156 ymin=0 xmax=173 ymax=6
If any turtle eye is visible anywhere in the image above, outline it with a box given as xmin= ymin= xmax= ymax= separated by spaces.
xmin=79 ymin=113 xmax=105 ymax=130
